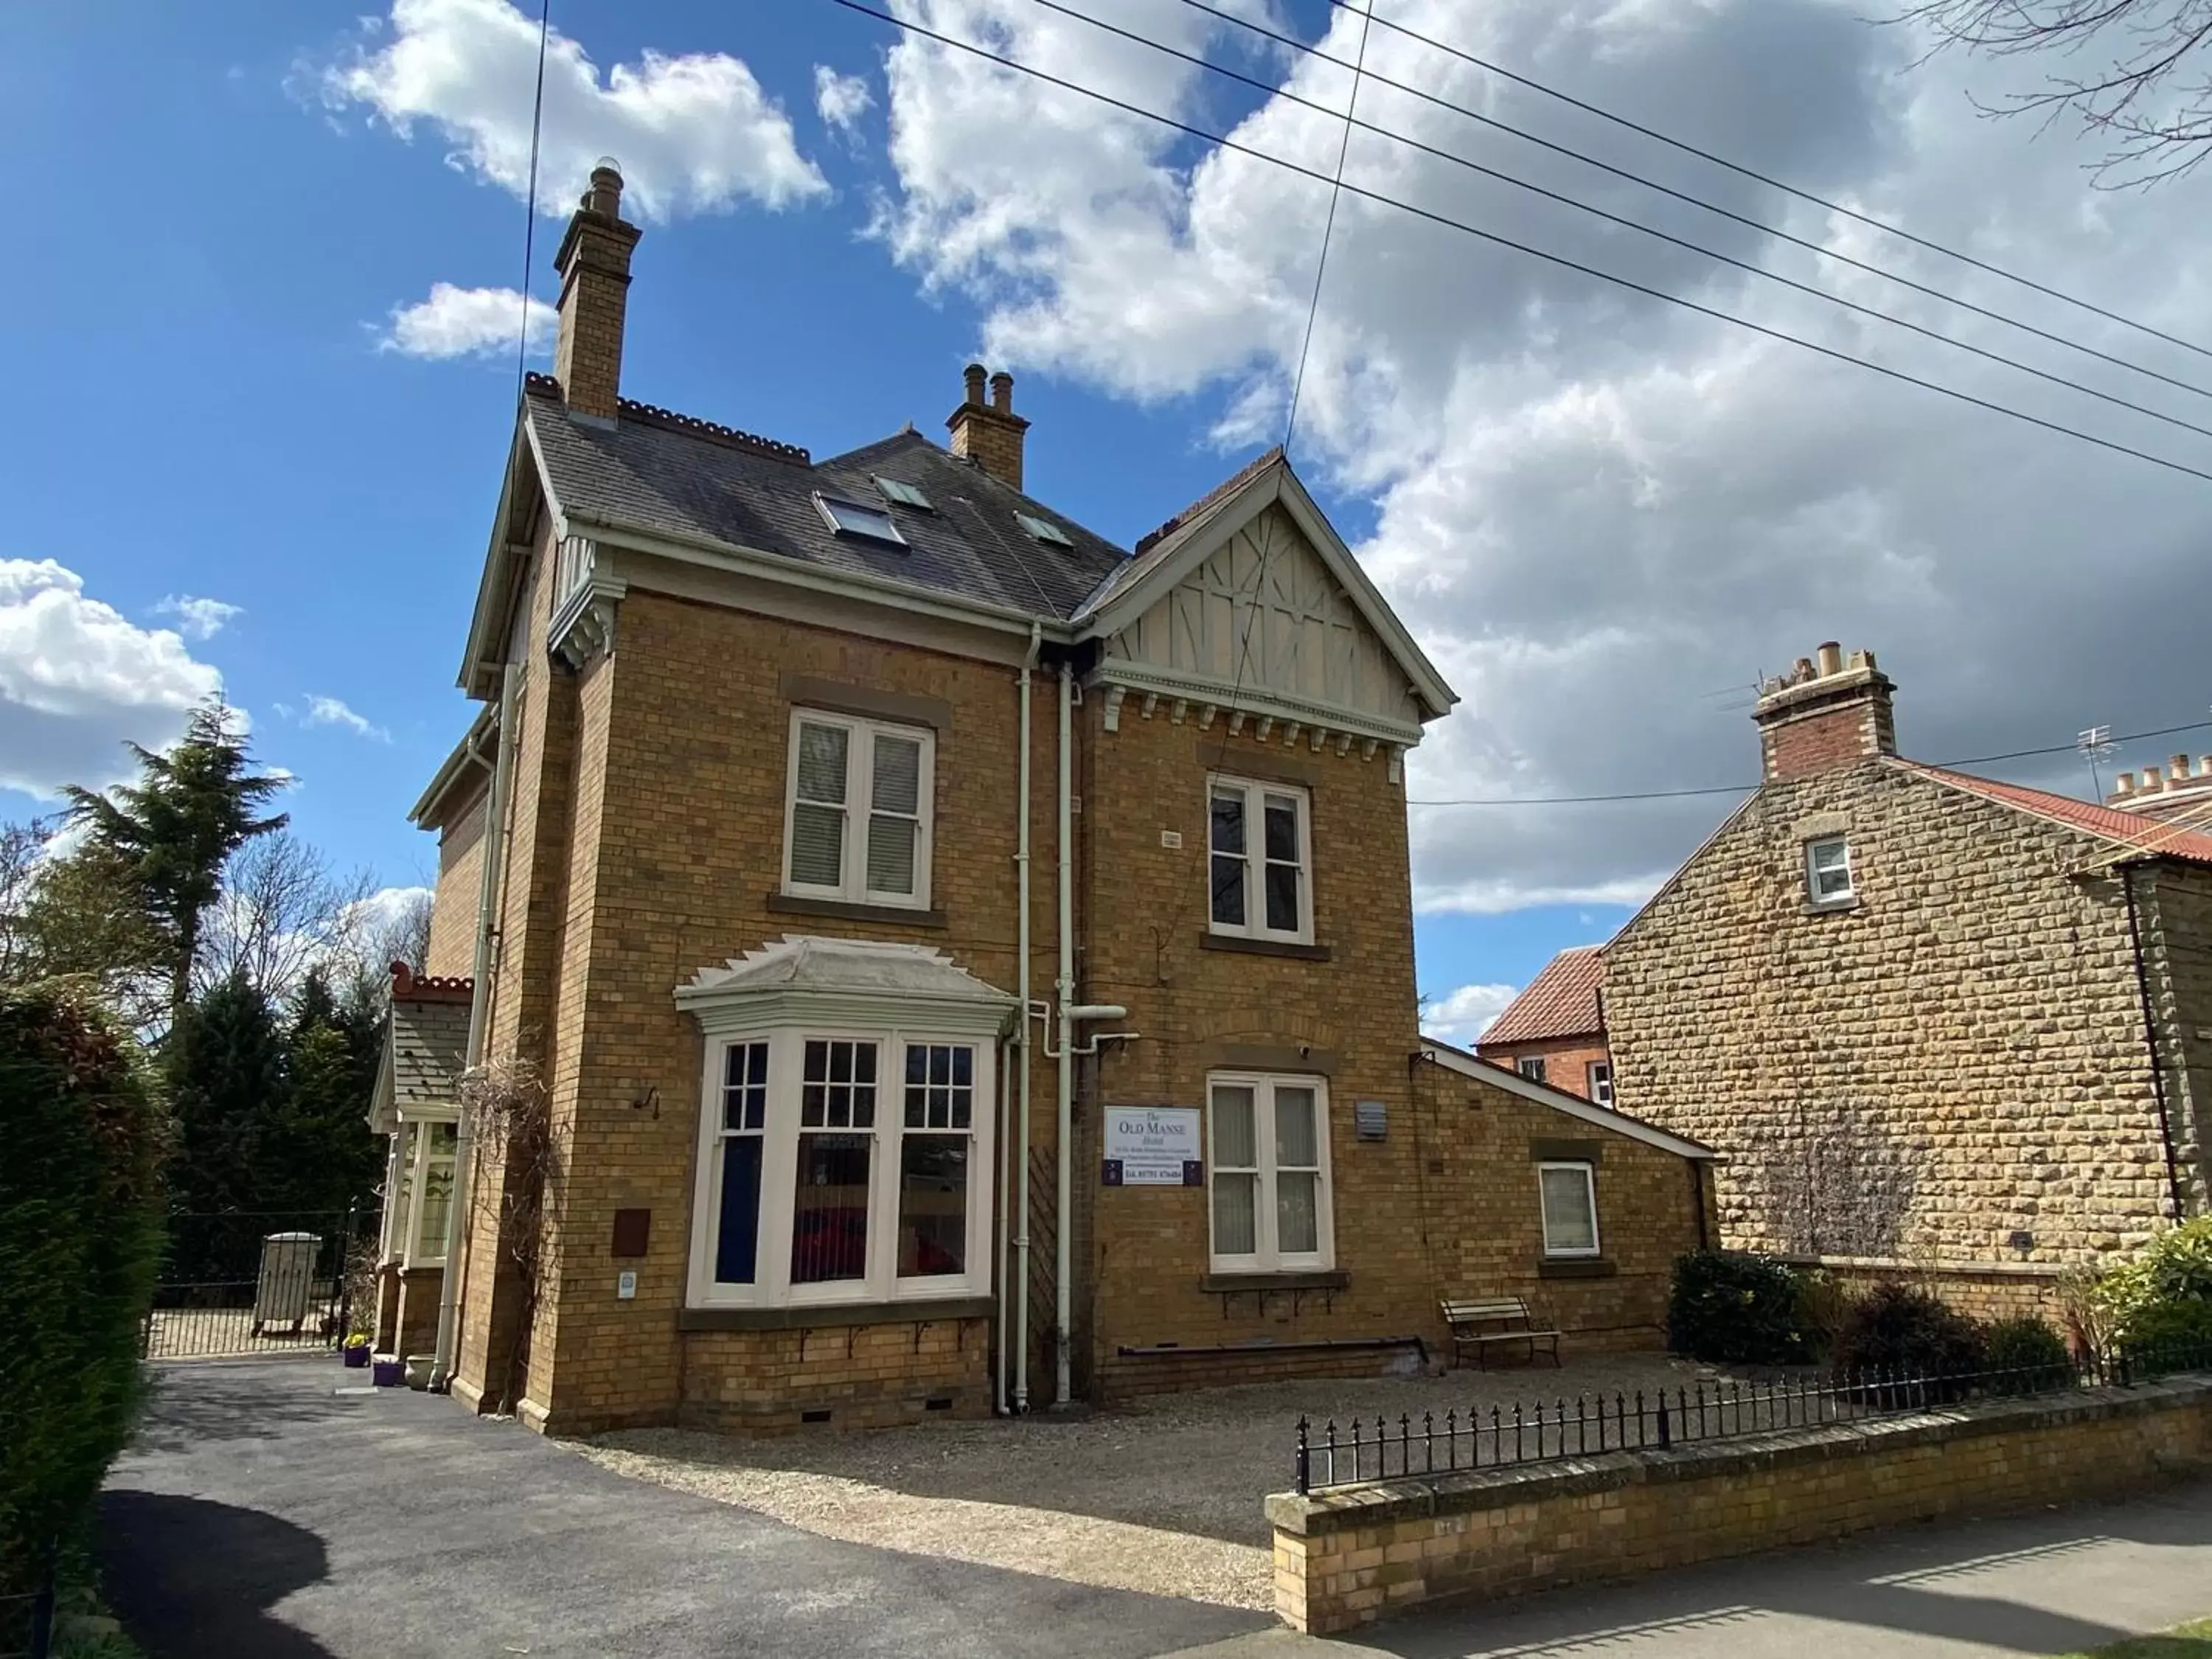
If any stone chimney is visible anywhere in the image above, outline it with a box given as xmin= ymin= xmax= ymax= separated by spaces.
xmin=1751 ymin=641 xmax=1898 ymax=783
xmin=946 ymin=364 xmax=1030 ymax=490
xmin=552 ymin=159 xmax=642 ymax=419
xmin=2108 ymin=754 xmax=2212 ymax=824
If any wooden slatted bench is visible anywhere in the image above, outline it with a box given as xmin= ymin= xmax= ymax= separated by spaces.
xmin=1441 ymin=1295 xmax=1560 ymax=1370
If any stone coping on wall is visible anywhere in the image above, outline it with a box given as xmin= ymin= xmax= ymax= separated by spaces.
xmin=1774 ymin=1254 xmax=2068 ymax=1279
xmin=1266 ymin=1372 xmax=2212 ymax=1538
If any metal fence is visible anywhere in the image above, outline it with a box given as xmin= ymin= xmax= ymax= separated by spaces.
xmin=142 ymin=1204 xmax=378 ymax=1361
xmin=1292 ymin=1338 xmax=2212 ymax=1495
xmin=0 ymin=1573 xmax=55 ymax=1659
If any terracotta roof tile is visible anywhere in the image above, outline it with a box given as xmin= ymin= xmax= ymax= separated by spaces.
xmin=1475 ymin=945 xmax=1605 ymax=1048
xmin=1899 ymin=762 xmax=2212 ymax=864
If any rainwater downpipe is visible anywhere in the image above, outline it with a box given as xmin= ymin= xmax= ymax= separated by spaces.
xmin=1054 ymin=661 xmax=1076 ymax=1408
xmin=431 ymin=661 xmax=520 ymax=1392
xmin=2121 ymin=860 xmax=2188 ymax=1222
xmin=1008 ymin=624 xmax=1040 ymax=1414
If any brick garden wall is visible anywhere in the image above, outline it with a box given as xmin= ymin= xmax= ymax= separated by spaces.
xmin=1607 ymin=759 xmax=2180 ymax=1268
xmin=1269 ymin=1373 xmax=2212 ymax=1635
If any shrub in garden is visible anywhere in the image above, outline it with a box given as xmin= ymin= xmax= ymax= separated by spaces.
xmin=0 ymin=986 xmax=166 ymax=1602
xmin=2094 ymin=1216 xmax=2212 ymax=1363
xmin=1667 ymin=1250 xmax=1818 ymax=1365
xmin=1829 ymin=1281 xmax=1986 ymax=1381
xmin=1981 ymin=1315 xmax=2070 ymax=1388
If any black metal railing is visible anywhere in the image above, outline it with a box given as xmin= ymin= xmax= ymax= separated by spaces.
xmin=142 ymin=1204 xmax=378 ymax=1360
xmin=1292 ymin=1338 xmax=2212 ymax=1495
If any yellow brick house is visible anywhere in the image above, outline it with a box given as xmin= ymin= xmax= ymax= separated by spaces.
xmin=386 ymin=161 xmax=1715 ymax=1435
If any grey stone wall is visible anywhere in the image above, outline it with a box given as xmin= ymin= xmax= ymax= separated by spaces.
xmin=1606 ymin=759 xmax=2180 ymax=1265
xmin=2140 ymin=861 xmax=2212 ymax=1215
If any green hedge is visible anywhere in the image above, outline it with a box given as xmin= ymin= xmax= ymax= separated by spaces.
xmin=1667 ymin=1249 xmax=1820 ymax=1365
xmin=0 ymin=986 xmax=165 ymax=1599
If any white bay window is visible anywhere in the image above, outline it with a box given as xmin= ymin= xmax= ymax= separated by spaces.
xmin=679 ymin=938 xmax=1012 ymax=1311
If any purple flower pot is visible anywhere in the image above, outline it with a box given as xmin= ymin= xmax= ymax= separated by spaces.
xmin=342 ymin=1346 xmax=371 ymax=1369
xmin=372 ymin=1357 xmax=404 ymax=1388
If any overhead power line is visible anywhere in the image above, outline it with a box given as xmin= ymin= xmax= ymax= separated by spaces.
xmin=510 ymin=0 xmax=553 ymax=403
xmin=1322 ymin=0 xmax=2212 ymax=367
xmin=829 ymin=0 xmax=2212 ymax=484
xmin=1172 ymin=0 xmax=2212 ymax=409
xmin=1404 ymin=720 xmax=2212 ymax=807
xmin=1026 ymin=0 xmax=2212 ymax=448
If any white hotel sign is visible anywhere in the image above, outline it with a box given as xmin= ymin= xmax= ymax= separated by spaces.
xmin=1101 ymin=1106 xmax=1203 ymax=1187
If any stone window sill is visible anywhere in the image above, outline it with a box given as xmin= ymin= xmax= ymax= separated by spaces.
xmin=1801 ymin=897 xmax=1859 ymax=917
xmin=767 ymin=892 xmax=947 ymax=929
xmin=1200 ymin=1269 xmax=1350 ymax=1294
xmin=1198 ymin=933 xmax=1332 ymax=963
xmin=1537 ymin=1256 xmax=1617 ymax=1279
xmin=678 ymin=1295 xmax=994 ymax=1332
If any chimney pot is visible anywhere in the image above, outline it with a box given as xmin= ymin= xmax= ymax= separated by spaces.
xmin=2173 ymin=754 xmax=2191 ymax=781
xmin=1794 ymin=656 xmax=1815 ymax=682
xmin=2143 ymin=770 xmax=2165 ymax=792
xmin=990 ymin=371 xmax=1014 ymax=413
xmin=963 ymin=363 xmax=987 ymax=405
xmin=2199 ymin=756 xmax=2212 ymax=777
xmin=1816 ymin=641 xmax=1843 ymax=676
xmin=2116 ymin=772 xmax=2135 ymax=795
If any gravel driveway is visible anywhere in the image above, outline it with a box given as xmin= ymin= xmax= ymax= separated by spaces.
xmin=577 ymin=1352 xmax=1705 ymax=1612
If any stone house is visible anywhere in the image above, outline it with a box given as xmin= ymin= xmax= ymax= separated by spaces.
xmin=1605 ymin=642 xmax=2212 ymax=1318
xmin=380 ymin=161 xmax=1716 ymax=1435
xmin=1474 ymin=945 xmax=1612 ymax=1104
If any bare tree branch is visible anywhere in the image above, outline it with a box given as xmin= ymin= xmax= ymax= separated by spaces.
xmin=197 ymin=832 xmax=374 ymax=1005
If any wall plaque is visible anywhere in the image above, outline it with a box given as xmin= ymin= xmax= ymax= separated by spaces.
xmin=1101 ymin=1106 xmax=1203 ymax=1187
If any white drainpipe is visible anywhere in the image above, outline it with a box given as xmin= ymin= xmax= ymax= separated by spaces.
xmin=1054 ymin=662 xmax=1075 ymax=1408
xmin=431 ymin=660 xmax=519 ymax=1392
xmin=1010 ymin=625 xmax=1040 ymax=1413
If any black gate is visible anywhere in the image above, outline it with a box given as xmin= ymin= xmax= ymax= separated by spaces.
xmin=143 ymin=1204 xmax=380 ymax=1361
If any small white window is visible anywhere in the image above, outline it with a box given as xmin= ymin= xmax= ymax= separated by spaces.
xmin=1016 ymin=511 xmax=1073 ymax=547
xmin=1516 ymin=1055 xmax=1546 ymax=1084
xmin=1538 ymin=1162 xmax=1600 ymax=1257
xmin=1806 ymin=835 xmax=1854 ymax=905
xmin=815 ymin=494 xmax=905 ymax=545
xmin=1208 ymin=777 xmax=1313 ymax=944
xmin=1587 ymin=1060 xmax=1613 ymax=1107
xmin=1208 ymin=1073 xmax=1333 ymax=1273
xmin=397 ymin=1117 xmax=459 ymax=1267
xmin=874 ymin=476 xmax=933 ymax=510
xmin=784 ymin=711 xmax=934 ymax=909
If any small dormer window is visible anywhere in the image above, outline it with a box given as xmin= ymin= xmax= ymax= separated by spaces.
xmin=815 ymin=494 xmax=905 ymax=546
xmin=875 ymin=476 xmax=933 ymax=511
xmin=1017 ymin=512 xmax=1073 ymax=548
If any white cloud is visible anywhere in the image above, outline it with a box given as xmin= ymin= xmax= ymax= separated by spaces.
xmin=152 ymin=594 xmax=244 ymax=641
xmin=302 ymin=695 xmax=390 ymax=742
xmin=323 ymin=0 xmax=827 ymax=220
xmin=381 ymin=282 xmax=554 ymax=359
xmin=1420 ymin=982 xmax=1520 ymax=1047
xmin=815 ymin=65 xmax=874 ymax=136
xmin=0 ymin=560 xmax=225 ymax=797
xmin=873 ymin=0 xmax=2212 ymax=911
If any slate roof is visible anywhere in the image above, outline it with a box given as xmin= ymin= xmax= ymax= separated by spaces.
xmin=389 ymin=995 xmax=469 ymax=1107
xmin=1475 ymin=945 xmax=1607 ymax=1048
xmin=524 ymin=379 xmax=1128 ymax=621
xmin=1899 ymin=762 xmax=2212 ymax=865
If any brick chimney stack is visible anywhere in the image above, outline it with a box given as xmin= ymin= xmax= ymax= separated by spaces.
xmin=2109 ymin=754 xmax=2212 ymax=824
xmin=552 ymin=158 xmax=642 ymax=419
xmin=947 ymin=363 xmax=1030 ymax=490
xmin=1751 ymin=641 xmax=1898 ymax=783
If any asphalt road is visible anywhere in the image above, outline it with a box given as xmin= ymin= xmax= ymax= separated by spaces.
xmin=100 ymin=1357 xmax=1269 ymax=1659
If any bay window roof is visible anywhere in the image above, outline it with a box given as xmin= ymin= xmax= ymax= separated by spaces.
xmin=675 ymin=936 xmax=1016 ymax=1036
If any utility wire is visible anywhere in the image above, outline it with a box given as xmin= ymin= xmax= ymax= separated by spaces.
xmin=1174 ymin=0 xmax=2212 ymax=408
xmin=1324 ymin=0 xmax=2212 ymax=366
xmin=1405 ymin=719 xmax=2212 ymax=807
xmin=1283 ymin=0 xmax=1373 ymax=456
xmin=827 ymin=0 xmax=2212 ymax=485
xmin=511 ymin=0 xmax=552 ymax=403
xmin=1024 ymin=0 xmax=2212 ymax=447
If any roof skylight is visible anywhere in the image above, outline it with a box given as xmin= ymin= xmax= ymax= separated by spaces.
xmin=815 ymin=494 xmax=905 ymax=546
xmin=874 ymin=476 xmax=933 ymax=511
xmin=1017 ymin=512 xmax=1074 ymax=548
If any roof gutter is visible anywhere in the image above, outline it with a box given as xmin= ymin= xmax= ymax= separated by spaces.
xmin=2118 ymin=858 xmax=2188 ymax=1224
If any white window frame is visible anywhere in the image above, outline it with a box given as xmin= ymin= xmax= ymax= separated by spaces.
xmin=1537 ymin=1161 xmax=1601 ymax=1259
xmin=1205 ymin=1071 xmax=1335 ymax=1274
xmin=1516 ymin=1055 xmax=1547 ymax=1084
xmin=395 ymin=1108 xmax=459 ymax=1270
xmin=686 ymin=1025 xmax=997 ymax=1310
xmin=782 ymin=709 xmax=936 ymax=911
xmin=1587 ymin=1060 xmax=1613 ymax=1108
xmin=1805 ymin=835 xmax=1854 ymax=905
xmin=1206 ymin=776 xmax=1315 ymax=945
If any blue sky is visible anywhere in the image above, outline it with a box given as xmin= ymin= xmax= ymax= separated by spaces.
xmin=5 ymin=0 xmax=2205 ymax=1040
